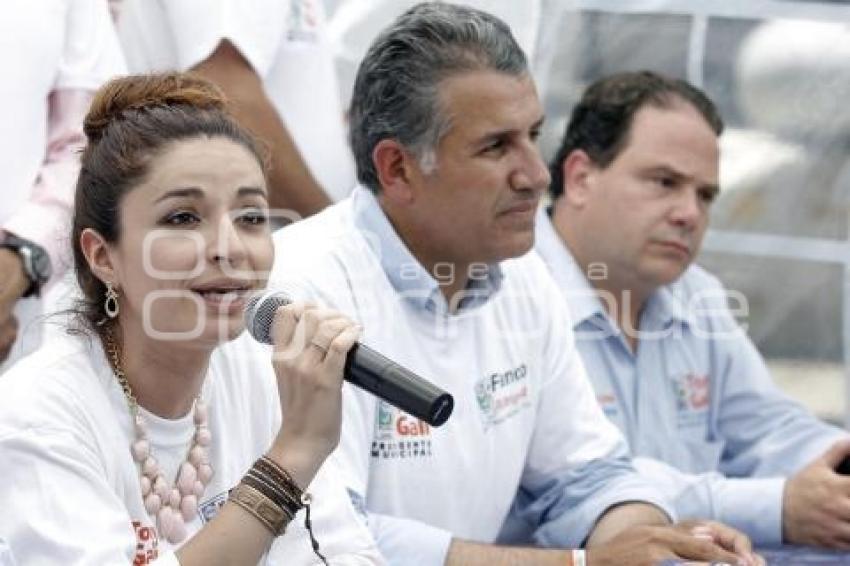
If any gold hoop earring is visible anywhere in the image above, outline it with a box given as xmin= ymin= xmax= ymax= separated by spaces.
xmin=104 ymin=282 xmax=119 ymax=319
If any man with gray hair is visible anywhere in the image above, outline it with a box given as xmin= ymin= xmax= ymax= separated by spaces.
xmin=267 ymin=3 xmax=760 ymax=565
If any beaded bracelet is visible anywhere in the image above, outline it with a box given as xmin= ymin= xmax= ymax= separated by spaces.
xmin=232 ymin=456 xmax=329 ymax=566
xmin=240 ymin=474 xmax=296 ymax=522
xmin=255 ymin=456 xmax=301 ymax=493
xmin=256 ymin=456 xmax=327 ymax=564
xmin=229 ymin=483 xmax=290 ymax=536
xmin=245 ymin=467 xmax=302 ymax=511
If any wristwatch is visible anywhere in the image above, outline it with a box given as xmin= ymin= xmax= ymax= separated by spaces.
xmin=0 ymin=233 xmax=52 ymax=298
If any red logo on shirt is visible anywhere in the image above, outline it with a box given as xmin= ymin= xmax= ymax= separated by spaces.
xmin=396 ymin=415 xmax=430 ymax=436
xmin=674 ymin=373 xmax=710 ymax=412
xmin=686 ymin=374 xmax=710 ymax=410
xmin=131 ymin=521 xmax=159 ymax=565
xmin=372 ymin=401 xmax=433 ymax=459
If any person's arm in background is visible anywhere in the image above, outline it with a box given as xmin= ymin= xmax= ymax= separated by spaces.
xmin=0 ymin=259 xmax=24 ymax=361
xmin=0 ymin=317 xmax=17 ymax=363
xmin=0 ymin=0 xmax=125 ymax=363
xmin=192 ymin=40 xmax=331 ymax=217
xmin=693 ymin=275 xmax=850 ymax=547
xmin=716 ymin=336 xmax=850 ymax=547
xmin=1 ymin=90 xmax=91 ymax=282
xmin=630 ymin=445 xmax=850 ymax=550
xmin=446 ymin=517 xmax=759 ymax=566
xmin=0 ymin=90 xmax=91 ymax=360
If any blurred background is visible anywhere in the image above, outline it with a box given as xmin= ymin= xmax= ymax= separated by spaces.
xmin=324 ymin=0 xmax=850 ymax=425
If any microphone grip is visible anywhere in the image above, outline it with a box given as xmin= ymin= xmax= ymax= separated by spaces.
xmin=344 ymin=344 xmax=454 ymax=427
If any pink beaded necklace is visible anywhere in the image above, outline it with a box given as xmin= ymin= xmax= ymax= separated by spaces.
xmin=104 ymin=329 xmax=215 ymax=544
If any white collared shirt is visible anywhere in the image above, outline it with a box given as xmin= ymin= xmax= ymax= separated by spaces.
xmin=269 ymin=187 xmax=673 ymax=565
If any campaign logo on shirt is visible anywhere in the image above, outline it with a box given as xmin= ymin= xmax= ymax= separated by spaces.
xmin=371 ymin=401 xmax=434 ymax=460
xmin=672 ymin=372 xmax=710 ymax=427
xmin=287 ymin=0 xmax=320 ymax=43
xmin=131 ymin=520 xmax=159 ymax=565
xmin=474 ymin=363 xmax=530 ymax=431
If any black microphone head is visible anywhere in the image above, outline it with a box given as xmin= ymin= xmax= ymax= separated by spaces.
xmin=244 ymin=291 xmax=292 ymax=344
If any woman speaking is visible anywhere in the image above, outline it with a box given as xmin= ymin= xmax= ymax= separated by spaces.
xmin=0 ymin=72 xmax=381 ymax=566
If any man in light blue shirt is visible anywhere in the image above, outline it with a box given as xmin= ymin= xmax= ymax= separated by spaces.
xmin=537 ymin=70 xmax=849 ymax=548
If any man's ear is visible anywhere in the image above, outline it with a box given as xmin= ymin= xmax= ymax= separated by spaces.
xmin=561 ymin=149 xmax=597 ymax=208
xmin=372 ymin=139 xmax=418 ymax=206
xmin=79 ymin=228 xmax=118 ymax=287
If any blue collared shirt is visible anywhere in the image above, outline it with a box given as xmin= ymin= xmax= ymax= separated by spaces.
xmin=535 ymin=209 xmax=847 ymax=544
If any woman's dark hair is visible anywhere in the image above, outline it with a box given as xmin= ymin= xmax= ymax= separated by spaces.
xmin=71 ymin=72 xmax=266 ymax=331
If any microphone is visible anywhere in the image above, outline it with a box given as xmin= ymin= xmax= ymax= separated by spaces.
xmin=244 ymin=291 xmax=454 ymax=427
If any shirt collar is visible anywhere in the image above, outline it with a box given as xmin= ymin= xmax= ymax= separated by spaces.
xmin=641 ymin=274 xmax=696 ymax=329
xmin=351 ymin=186 xmax=503 ymax=314
xmin=534 ymin=208 xmax=694 ymax=329
xmin=534 ymin=208 xmax=605 ymax=325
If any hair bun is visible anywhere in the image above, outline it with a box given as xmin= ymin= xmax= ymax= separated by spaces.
xmin=83 ymin=72 xmax=227 ymax=143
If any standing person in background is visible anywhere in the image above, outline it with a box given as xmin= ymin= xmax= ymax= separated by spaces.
xmin=116 ymin=0 xmax=357 ymax=216
xmin=538 ymin=70 xmax=850 ymax=549
xmin=0 ymin=72 xmax=382 ymax=565
xmin=0 ymin=0 xmax=125 ymax=371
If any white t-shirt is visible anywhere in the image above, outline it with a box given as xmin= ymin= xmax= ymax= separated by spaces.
xmin=0 ymin=331 xmax=382 ymax=565
xmin=0 ymin=0 xmax=124 ymax=372
xmin=267 ymin=188 xmax=668 ymax=564
xmin=117 ymin=0 xmax=356 ymax=202
xmin=0 ymin=0 xmax=122 ymax=227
